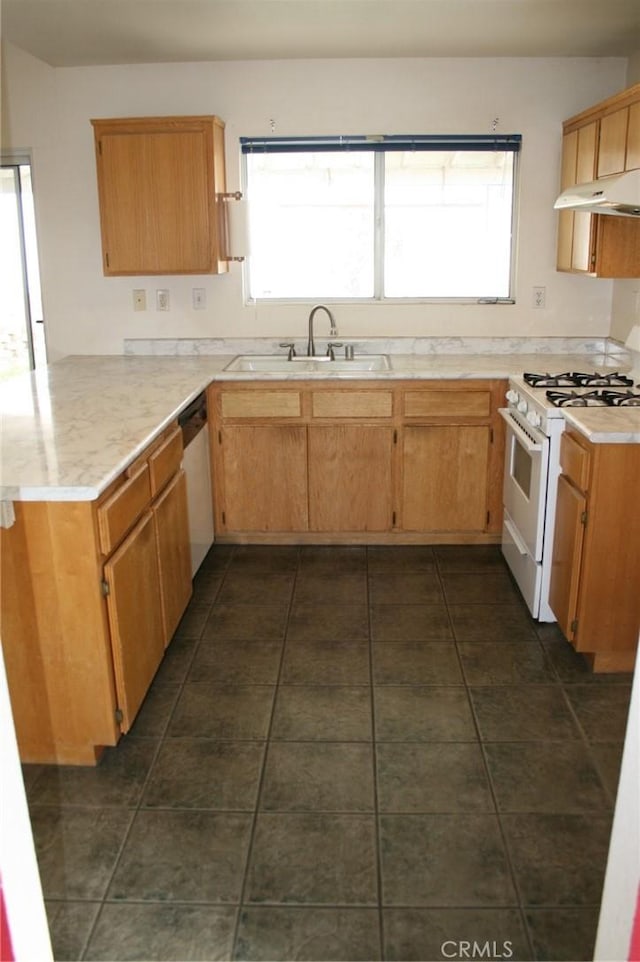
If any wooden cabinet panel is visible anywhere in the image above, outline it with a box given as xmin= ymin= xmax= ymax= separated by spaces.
xmin=92 ymin=115 xmax=228 ymax=276
xmin=148 ymin=425 xmax=183 ymax=496
xmin=103 ymin=511 xmax=165 ymax=732
xmin=627 ymin=101 xmax=640 ymax=170
xmin=220 ymin=391 xmax=302 ymax=419
xmin=559 ymin=432 xmax=590 ymax=490
xmin=404 ymin=390 xmax=491 ymax=418
xmin=575 ymin=121 xmax=598 ymax=183
xmin=308 ymin=425 xmax=393 ymax=531
xmin=557 ymin=130 xmax=578 ymax=271
xmin=550 ymin=435 xmax=640 ymax=671
xmin=597 ymin=108 xmax=628 ymax=177
xmin=153 ymin=470 xmax=193 ymax=645
xmin=549 ymin=474 xmax=586 ymax=644
xmin=220 ymin=424 xmax=308 ymax=531
xmin=402 ymin=425 xmax=490 ymax=532
xmin=97 ymin=463 xmax=151 ymax=555
xmin=311 ymin=391 xmax=392 ymax=419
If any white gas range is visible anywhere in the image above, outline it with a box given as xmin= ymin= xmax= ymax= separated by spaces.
xmin=500 ymin=369 xmax=640 ymax=621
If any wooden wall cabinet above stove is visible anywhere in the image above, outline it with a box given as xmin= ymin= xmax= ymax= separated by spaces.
xmin=556 ymin=82 xmax=640 ymax=278
xmin=0 ymin=424 xmax=192 ymax=765
xmin=91 ymin=115 xmax=229 ymax=275
xmin=549 ymin=430 xmax=640 ymax=673
xmin=208 ymin=379 xmax=506 ymax=544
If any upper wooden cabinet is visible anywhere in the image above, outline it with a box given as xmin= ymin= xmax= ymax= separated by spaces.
xmin=91 ymin=115 xmax=229 ymax=276
xmin=556 ymin=82 xmax=640 ymax=278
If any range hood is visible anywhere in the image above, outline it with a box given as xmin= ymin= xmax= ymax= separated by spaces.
xmin=554 ymin=169 xmax=640 ymax=217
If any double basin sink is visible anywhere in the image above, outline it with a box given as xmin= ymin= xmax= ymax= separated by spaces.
xmin=224 ymin=354 xmax=392 ymax=374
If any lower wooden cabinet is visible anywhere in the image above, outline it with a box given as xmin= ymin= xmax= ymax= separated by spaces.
xmin=549 ymin=430 xmax=640 ymax=672
xmin=153 ymin=469 xmax=193 ymax=644
xmin=0 ymin=423 xmax=192 ymax=764
xmin=209 ymin=379 xmax=505 ymax=543
xmin=104 ymin=510 xmax=165 ymax=731
xmin=308 ymin=425 xmax=394 ymax=532
xmin=219 ymin=424 xmax=308 ymax=531
xmin=402 ymin=425 xmax=490 ymax=532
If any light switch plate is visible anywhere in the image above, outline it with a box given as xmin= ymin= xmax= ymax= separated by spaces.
xmin=156 ymin=289 xmax=170 ymax=311
xmin=192 ymin=288 xmax=206 ymax=310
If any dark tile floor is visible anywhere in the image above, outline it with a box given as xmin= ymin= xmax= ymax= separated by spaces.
xmin=23 ymin=544 xmax=633 ymax=962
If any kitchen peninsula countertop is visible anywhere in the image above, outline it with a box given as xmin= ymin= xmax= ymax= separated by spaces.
xmin=1 ymin=351 xmax=636 ymax=501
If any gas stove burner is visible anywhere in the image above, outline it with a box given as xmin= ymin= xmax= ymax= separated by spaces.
xmin=524 ymin=371 xmax=634 ymax=388
xmin=546 ymin=388 xmax=640 ymax=408
xmin=545 ymin=389 xmax=612 ymax=407
xmin=608 ymin=391 xmax=640 ymax=407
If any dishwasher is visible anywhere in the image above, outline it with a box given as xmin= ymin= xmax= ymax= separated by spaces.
xmin=178 ymin=391 xmax=214 ymax=575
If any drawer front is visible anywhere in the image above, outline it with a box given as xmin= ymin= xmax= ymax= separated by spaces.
xmin=149 ymin=426 xmax=183 ymax=496
xmin=220 ymin=391 xmax=302 ymax=419
xmin=311 ymin=391 xmax=393 ymax=419
xmin=98 ymin=463 xmax=151 ymax=555
xmin=404 ymin=390 xmax=491 ymax=418
xmin=560 ymin=432 xmax=590 ymax=491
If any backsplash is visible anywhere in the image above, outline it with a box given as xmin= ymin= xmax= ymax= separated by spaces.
xmin=124 ymin=336 xmax=625 ymax=357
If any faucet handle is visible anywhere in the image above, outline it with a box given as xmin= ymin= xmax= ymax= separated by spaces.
xmin=279 ymin=342 xmax=296 ymax=360
xmin=326 ymin=341 xmax=343 ymax=360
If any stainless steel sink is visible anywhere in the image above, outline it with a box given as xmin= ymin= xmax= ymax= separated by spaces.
xmin=224 ymin=354 xmax=392 ymax=374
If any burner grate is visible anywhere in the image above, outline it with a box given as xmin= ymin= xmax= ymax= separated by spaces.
xmin=546 ymin=388 xmax=640 ymax=408
xmin=525 ymin=371 xmax=634 ymax=388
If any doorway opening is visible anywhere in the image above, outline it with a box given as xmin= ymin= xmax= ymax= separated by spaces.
xmin=0 ymin=159 xmax=46 ymax=379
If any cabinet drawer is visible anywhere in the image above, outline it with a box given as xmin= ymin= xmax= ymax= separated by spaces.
xmin=148 ymin=426 xmax=183 ymax=495
xmin=98 ymin=463 xmax=151 ymax=555
xmin=404 ymin=390 xmax=491 ymax=418
xmin=220 ymin=391 xmax=302 ymax=419
xmin=311 ymin=391 xmax=393 ymax=419
xmin=560 ymin=432 xmax=590 ymax=491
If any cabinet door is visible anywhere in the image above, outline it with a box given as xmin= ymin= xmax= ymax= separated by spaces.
xmin=402 ymin=425 xmax=490 ymax=532
xmin=153 ymin=469 xmax=193 ymax=646
xmin=219 ymin=425 xmax=308 ymax=532
xmin=557 ymin=130 xmax=577 ymax=271
xmin=104 ymin=510 xmax=165 ymax=731
xmin=308 ymin=425 xmax=394 ymax=532
xmin=93 ymin=117 xmax=226 ymax=275
xmin=597 ymin=107 xmax=628 ymax=177
xmin=548 ymin=474 xmax=586 ymax=645
xmin=626 ymin=102 xmax=640 ymax=170
xmin=571 ymin=122 xmax=598 ymax=273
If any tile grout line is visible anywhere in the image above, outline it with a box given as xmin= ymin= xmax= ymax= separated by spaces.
xmin=366 ymin=548 xmax=386 ymax=962
xmin=229 ymin=546 xmax=301 ymax=960
xmin=435 ymin=551 xmax=538 ymax=962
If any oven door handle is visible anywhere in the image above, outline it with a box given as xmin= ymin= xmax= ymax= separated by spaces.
xmin=498 ymin=408 xmax=544 ymax=452
xmin=503 ymin=514 xmax=530 ymax=556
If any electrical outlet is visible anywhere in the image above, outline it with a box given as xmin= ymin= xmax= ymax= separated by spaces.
xmin=156 ymin=289 xmax=170 ymax=311
xmin=192 ymin=288 xmax=206 ymax=310
xmin=532 ymin=286 xmax=546 ymax=309
xmin=132 ymin=289 xmax=146 ymax=311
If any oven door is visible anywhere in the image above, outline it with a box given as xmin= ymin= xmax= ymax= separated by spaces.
xmin=499 ymin=408 xmax=549 ymax=561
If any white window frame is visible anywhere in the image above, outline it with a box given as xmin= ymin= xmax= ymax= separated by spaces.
xmin=241 ymin=134 xmax=521 ymax=306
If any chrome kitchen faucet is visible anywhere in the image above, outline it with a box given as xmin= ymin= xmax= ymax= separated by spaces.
xmin=307 ymin=304 xmax=338 ymax=356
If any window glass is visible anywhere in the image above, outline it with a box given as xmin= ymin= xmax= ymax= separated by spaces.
xmin=244 ymin=140 xmax=517 ymax=302
xmin=384 ymin=150 xmax=514 ymax=298
xmin=247 ymin=152 xmax=374 ymax=298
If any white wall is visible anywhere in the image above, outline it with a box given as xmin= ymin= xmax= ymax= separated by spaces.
xmin=2 ymin=42 xmax=629 ymax=357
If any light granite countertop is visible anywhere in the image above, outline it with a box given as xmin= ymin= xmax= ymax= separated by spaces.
xmin=562 ymin=408 xmax=640 ymax=444
xmin=1 ymin=350 xmax=637 ymax=502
